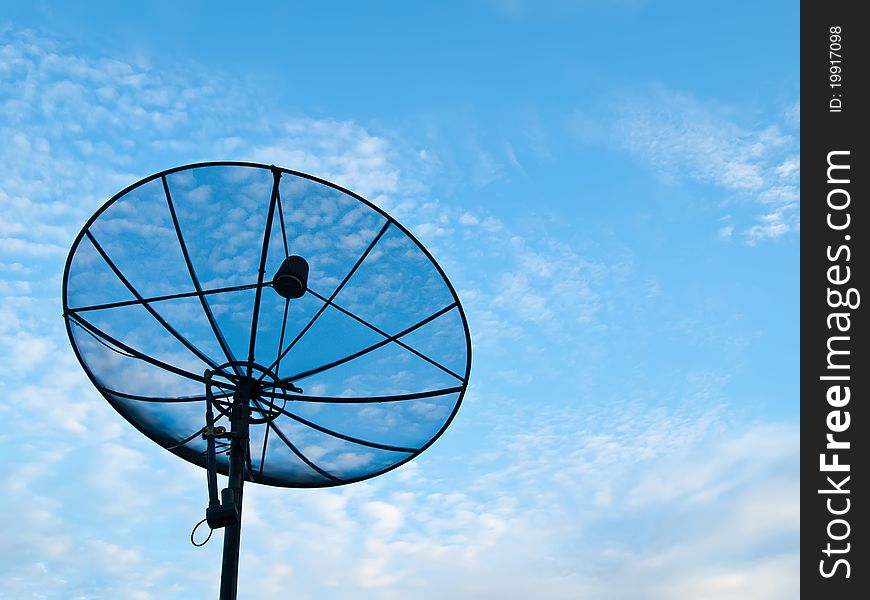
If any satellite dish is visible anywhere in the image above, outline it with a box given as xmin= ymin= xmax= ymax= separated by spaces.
xmin=62 ymin=162 xmax=472 ymax=599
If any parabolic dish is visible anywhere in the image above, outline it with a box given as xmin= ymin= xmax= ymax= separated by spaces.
xmin=63 ymin=162 xmax=471 ymax=487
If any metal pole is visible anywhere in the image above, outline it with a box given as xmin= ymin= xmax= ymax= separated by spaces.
xmin=219 ymin=384 xmax=250 ymax=600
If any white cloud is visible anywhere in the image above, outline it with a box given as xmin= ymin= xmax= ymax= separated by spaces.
xmin=0 ymin=26 xmax=796 ymax=600
xmin=0 ymin=27 xmax=417 ymax=597
xmin=596 ymin=86 xmax=799 ymax=242
xmin=228 ymin=392 xmax=797 ymax=599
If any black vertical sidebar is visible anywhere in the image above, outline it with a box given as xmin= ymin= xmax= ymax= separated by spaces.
xmin=802 ymin=2 xmax=868 ymax=597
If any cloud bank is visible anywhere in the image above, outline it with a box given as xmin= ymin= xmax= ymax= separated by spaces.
xmin=0 ymin=27 xmax=797 ymax=599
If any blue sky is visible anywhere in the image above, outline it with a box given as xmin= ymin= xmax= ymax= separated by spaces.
xmin=1 ymin=2 xmax=798 ymax=598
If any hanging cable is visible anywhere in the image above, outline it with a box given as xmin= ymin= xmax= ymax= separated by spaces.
xmin=190 ymin=517 xmax=213 ymax=547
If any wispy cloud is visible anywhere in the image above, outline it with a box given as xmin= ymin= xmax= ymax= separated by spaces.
xmin=233 ymin=392 xmax=797 ymax=599
xmin=578 ymin=85 xmax=799 ymax=243
xmin=1 ymin=26 xmax=796 ymax=599
xmin=0 ymin=28 xmax=429 ymax=597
